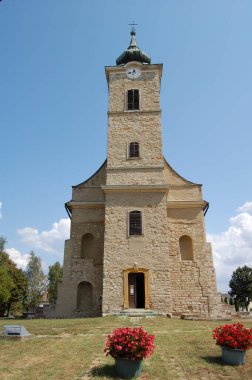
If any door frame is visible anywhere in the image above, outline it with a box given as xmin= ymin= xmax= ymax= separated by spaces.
xmin=123 ymin=268 xmax=149 ymax=309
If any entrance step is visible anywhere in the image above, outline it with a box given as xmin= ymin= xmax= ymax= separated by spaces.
xmin=112 ymin=309 xmax=159 ymax=317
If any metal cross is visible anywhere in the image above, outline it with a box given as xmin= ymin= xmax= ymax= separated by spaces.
xmin=129 ymin=21 xmax=138 ymax=33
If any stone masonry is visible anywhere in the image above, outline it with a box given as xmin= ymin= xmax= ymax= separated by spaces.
xmin=54 ymin=31 xmax=221 ymax=319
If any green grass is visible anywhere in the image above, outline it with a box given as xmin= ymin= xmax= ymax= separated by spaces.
xmin=0 ymin=317 xmax=252 ymax=379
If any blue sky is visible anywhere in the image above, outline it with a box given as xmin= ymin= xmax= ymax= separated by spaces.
xmin=0 ymin=0 xmax=252 ymax=292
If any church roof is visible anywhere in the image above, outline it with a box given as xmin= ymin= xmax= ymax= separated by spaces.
xmin=116 ymin=30 xmax=151 ymax=66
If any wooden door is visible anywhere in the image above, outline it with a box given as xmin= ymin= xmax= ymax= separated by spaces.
xmin=128 ymin=273 xmax=145 ymax=308
xmin=128 ymin=273 xmax=136 ymax=308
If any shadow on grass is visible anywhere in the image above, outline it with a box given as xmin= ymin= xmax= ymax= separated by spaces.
xmin=91 ymin=364 xmax=118 ymax=378
xmin=201 ymin=355 xmax=223 ymax=366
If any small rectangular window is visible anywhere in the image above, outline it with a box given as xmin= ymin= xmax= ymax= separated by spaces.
xmin=127 ymin=89 xmax=139 ymax=110
xmin=129 ymin=211 xmax=142 ymax=235
xmin=129 ymin=142 xmax=140 ymax=158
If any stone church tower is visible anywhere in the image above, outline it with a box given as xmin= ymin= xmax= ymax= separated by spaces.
xmin=55 ymin=31 xmax=220 ymax=318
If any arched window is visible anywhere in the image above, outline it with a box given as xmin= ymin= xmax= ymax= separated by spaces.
xmin=129 ymin=211 xmax=142 ymax=236
xmin=127 ymin=89 xmax=139 ymax=110
xmin=129 ymin=142 xmax=140 ymax=158
xmin=77 ymin=281 xmax=92 ymax=312
xmin=81 ymin=233 xmax=95 ymax=259
xmin=179 ymin=235 xmax=193 ymax=260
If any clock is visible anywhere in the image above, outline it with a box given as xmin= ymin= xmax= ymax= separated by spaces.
xmin=126 ymin=67 xmax=141 ymax=79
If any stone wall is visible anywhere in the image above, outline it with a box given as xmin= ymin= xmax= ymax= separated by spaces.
xmin=106 ymin=68 xmax=164 ymax=184
xmin=102 ymin=191 xmax=172 ymax=314
xmin=107 ymin=113 xmax=164 ymax=174
xmin=54 ymin=206 xmax=105 ymax=317
xmin=167 ymin=207 xmax=215 ymax=318
xmin=108 ymin=70 xmax=161 ymax=113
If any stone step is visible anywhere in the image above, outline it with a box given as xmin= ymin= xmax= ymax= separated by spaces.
xmin=112 ymin=309 xmax=159 ymax=317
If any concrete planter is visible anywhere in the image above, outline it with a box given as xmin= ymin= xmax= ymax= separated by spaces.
xmin=114 ymin=358 xmax=143 ymax=378
xmin=221 ymin=347 xmax=246 ymax=365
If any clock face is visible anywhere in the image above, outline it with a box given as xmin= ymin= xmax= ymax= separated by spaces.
xmin=126 ymin=67 xmax=141 ymax=79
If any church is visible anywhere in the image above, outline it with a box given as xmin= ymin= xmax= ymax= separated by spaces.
xmin=54 ymin=30 xmax=220 ymax=318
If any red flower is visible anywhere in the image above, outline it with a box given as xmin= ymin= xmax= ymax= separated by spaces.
xmin=213 ymin=323 xmax=252 ymax=351
xmin=104 ymin=326 xmax=155 ymax=360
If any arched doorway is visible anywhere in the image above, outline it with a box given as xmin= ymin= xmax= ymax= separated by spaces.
xmin=77 ymin=281 xmax=92 ymax=312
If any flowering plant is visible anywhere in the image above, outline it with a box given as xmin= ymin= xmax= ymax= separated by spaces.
xmin=104 ymin=327 xmax=155 ymax=360
xmin=213 ymin=323 xmax=252 ymax=351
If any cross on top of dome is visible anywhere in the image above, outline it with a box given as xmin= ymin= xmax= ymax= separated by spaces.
xmin=116 ymin=25 xmax=151 ymax=66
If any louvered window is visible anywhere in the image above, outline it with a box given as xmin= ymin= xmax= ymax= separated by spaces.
xmin=129 ymin=142 xmax=139 ymax=158
xmin=129 ymin=211 xmax=142 ymax=236
xmin=127 ymin=89 xmax=139 ymax=110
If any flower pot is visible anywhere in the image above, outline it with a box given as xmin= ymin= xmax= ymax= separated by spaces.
xmin=221 ymin=347 xmax=246 ymax=365
xmin=114 ymin=358 xmax=143 ymax=379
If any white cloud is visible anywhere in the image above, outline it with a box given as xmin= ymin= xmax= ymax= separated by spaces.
xmin=17 ymin=218 xmax=70 ymax=254
xmin=6 ymin=248 xmax=30 ymax=270
xmin=208 ymin=201 xmax=252 ymax=292
xmin=0 ymin=201 xmax=2 ymax=219
xmin=237 ymin=201 xmax=252 ymax=213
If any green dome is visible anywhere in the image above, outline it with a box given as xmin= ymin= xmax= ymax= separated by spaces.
xmin=116 ymin=30 xmax=151 ymax=66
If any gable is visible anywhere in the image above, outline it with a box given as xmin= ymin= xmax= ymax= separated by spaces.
xmin=73 ymin=160 xmax=107 ymax=188
xmin=68 ymin=160 xmax=107 ymax=205
xmin=163 ymin=157 xmax=200 ymax=187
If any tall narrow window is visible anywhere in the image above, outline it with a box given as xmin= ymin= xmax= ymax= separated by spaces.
xmin=129 ymin=211 xmax=142 ymax=236
xmin=129 ymin=142 xmax=140 ymax=158
xmin=127 ymin=89 xmax=139 ymax=110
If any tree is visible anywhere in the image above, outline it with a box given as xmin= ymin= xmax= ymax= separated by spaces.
xmin=0 ymin=236 xmax=9 ymax=263
xmin=0 ymin=236 xmax=27 ymax=316
xmin=7 ymin=261 xmax=28 ymax=315
xmin=0 ymin=266 xmax=14 ymax=315
xmin=48 ymin=262 xmax=63 ymax=304
xmin=229 ymin=265 xmax=252 ymax=311
xmin=25 ymin=251 xmax=47 ymax=310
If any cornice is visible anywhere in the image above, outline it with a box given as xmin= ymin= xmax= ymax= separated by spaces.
xmin=169 ymin=184 xmax=202 ymax=189
xmin=75 ymin=185 xmax=103 ymax=189
xmin=66 ymin=198 xmax=208 ymax=213
xmin=66 ymin=201 xmax=105 ymax=210
xmin=101 ymin=184 xmax=169 ymax=193
xmin=108 ymin=110 xmax=161 ymax=116
xmin=106 ymin=166 xmax=164 ymax=171
xmin=166 ymin=200 xmax=208 ymax=209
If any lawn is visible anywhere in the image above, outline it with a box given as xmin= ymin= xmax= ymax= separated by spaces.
xmin=0 ymin=317 xmax=252 ymax=379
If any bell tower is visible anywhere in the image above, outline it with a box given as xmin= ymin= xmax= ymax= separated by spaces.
xmin=105 ymin=30 xmax=165 ymax=186
xmin=102 ymin=31 xmax=172 ymax=314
